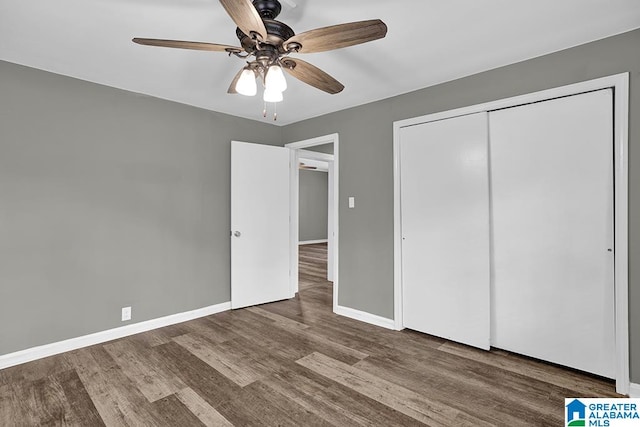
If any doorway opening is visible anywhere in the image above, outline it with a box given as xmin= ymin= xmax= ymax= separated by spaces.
xmin=286 ymin=134 xmax=339 ymax=311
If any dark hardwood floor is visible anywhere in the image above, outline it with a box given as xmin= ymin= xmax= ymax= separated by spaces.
xmin=0 ymin=243 xmax=619 ymax=426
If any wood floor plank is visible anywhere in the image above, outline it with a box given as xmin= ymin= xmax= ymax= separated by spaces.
xmin=0 ymin=382 xmax=40 ymax=426
xmin=354 ymin=355 xmax=558 ymax=425
xmin=216 ymin=380 xmax=334 ymax=427
xmin=103 ymin=339 xmax=188 ymax=402
xmin=235 ymin=308 xmax=369 ymax=361
xmin=172 ymin=334 xmax=269 ymax=387
xmin=205 ymin=309 xmax=368 ymax=365
xmin=262 ymin=362 xmax=425 ymax=426
xmin=181 ymin=317 xmax=236 ymax=344
xmin=125 ymin=327 xmax=176 ymax=348
xmin=298 ymin=351 xmax=496 ymax=426
xmin=246 ymin=380 xmax=335 ymax=426
xmin=358 ymin=338 xmax=609 ymax=424
xmin=0 ymin=354 xmax=72 ymax=387
xmin=30 ymin=373 xmax=76 ymax=426
xmin=175 ymin=387 xmax=234 ymax=427
xmin=438 ymin=341 xmax=618 ymax=397
xmin=244 ymin=305 xmax=310 ymax=331
xmin=57 ymin=369 xmax=105 ymax=427
xmin=0 ymin=384 xmax=17 ymax=426
xmin=151 ymin=393 xmax=207 ymax=426
xmin=150 ymin=341 xmax=242 ymax=408
xmin=65 ymin=346 xmax=166 ymax=426
xmin=1 ymin=373 xmax=81 ymax=426
xmin=302 ymin=317 xmax=445 ymax=360
xmin=260 ymin=371 xmax=362 ymax=426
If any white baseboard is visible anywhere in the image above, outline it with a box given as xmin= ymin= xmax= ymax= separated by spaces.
xmin=0 ymin=301 xmax=231 ymax=370
xmin=334 ymin=305 xmax=396 ymax=330
xmin=629 ymin=382 xmax=640 ymax=398
xmin=299 ymin=239 xmax=328 ymax=245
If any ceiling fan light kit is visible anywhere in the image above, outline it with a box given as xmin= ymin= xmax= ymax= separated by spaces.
xmin=132 ymin=0 xmax=387 ymax=120
xmin=265 ymin=64 xmax=287 ymax=93
xmin=264 ymin=86 xmax=284 ymax=103
xmin=236 ymin=68 xmax=258 ymax=96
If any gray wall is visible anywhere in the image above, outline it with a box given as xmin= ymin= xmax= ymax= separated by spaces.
xmin=282 ymin=29 xmax=640 ymax=382
xmin=299 ymin=170 xmax=328 ymax=242
xmin=303 ymin=143 xmax=334 ymax=154
xmin=0 ymin=61 xmax=282 ymax=355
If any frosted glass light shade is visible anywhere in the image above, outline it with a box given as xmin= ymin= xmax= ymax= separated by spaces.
xmin=263 ymin=87 xmax=283 ymax=103
xmin=236 ymin=69 xmax=257 ymax=96
xmin=265 ymin=65 xmax=287 ymax=92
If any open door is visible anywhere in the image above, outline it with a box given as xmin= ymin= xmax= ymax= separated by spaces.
xmin=231 ymin=141 xmax=291 ymax=309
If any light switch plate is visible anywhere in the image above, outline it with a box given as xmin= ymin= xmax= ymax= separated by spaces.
xmin=348 ymin=197 xmax=355 ymax=208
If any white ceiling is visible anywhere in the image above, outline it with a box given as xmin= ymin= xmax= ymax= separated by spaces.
xmin=2 ymin=0 xmax=639 ymax=126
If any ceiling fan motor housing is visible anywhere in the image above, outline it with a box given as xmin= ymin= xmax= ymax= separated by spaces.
xmin=255 ymin=44 xmax=279 ymax=66
xmin=235 ymin=0 xmax=296 ymax=53
xmin=252 ymin=0 xmax=282 ymax=19
xmin=236 ymin=19 xmax=295 ymax=52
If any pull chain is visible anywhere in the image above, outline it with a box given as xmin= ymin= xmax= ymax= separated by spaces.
xmin=261 ymin=102 xmax=278 ymax=121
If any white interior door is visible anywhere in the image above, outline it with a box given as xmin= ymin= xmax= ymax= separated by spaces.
xmin=400 ymin=112 xmax=491 ymax=350
xmin=489 ymin=90 xmax=615 ymax=378
xmin=231 ymin=141 xmax=291 ymax=309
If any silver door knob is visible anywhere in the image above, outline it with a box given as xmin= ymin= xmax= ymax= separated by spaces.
xmin=234 ymin=231 xmax=241 ymax=237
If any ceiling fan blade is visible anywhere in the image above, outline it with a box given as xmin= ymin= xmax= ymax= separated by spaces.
xmin=219 ymin=0 xmax=268 ymax=41
xmin=283 ymin=19 xmax=387 ymax=53
xmin=132 ymin=38 xmax=242 ymax=53
xmin=281 ymin=58 xmax=344 ymax=94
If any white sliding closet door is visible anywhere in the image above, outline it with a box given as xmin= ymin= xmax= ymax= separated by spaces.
xmin=400 ymin=112 xmax=490 ymax=350
xmin=490 ymin=90 xmax=615 ymax=378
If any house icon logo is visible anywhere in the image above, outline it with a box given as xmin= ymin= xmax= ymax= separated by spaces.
xmin=566 ymin=399 xmax=587 ymax=426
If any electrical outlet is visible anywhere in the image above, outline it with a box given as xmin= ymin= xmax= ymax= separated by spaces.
xmin=121 ymin=306 xmax=132 ymax=322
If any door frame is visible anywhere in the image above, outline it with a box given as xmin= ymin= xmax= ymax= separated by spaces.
xmin=393 ymin=73 xmax=630 ymax=394
xmin=286 ymin=134 xmax=339 ymax=309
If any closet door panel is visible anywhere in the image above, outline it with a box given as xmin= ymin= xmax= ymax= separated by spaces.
xmin=490 ymin=90 xmax=615 ymax=378
xmin=400 ymin=112 xmax=490 ymax=350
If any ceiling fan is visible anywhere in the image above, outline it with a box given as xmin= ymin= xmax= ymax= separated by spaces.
xmin=132 ymin=0 xmax=387 ymax=118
